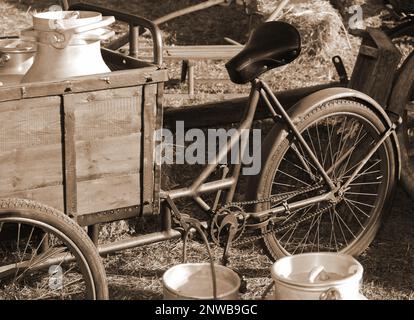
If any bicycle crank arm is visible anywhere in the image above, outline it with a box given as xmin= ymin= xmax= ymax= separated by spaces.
xmin=342 ymin=124 xmax=396 ymax=190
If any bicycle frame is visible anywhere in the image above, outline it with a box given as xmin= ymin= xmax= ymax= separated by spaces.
xmin=163 ymin=78 xmax=396 ymax=223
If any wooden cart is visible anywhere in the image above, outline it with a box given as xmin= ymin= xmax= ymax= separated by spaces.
xmin=0 ymin=5 xmax=170 ymax=299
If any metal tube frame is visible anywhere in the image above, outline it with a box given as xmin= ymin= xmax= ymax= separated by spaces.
xmin=163 ymin=78 xmax=339 ymax=223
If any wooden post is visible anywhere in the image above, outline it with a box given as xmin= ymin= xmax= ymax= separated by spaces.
xmin=181 ymin=60 xmax=189 ymax=83
xmin=62 ymin=101 xmax=78 ymax=220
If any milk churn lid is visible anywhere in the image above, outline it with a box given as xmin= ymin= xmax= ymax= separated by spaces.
xmin=33 ymin=11 xmax=102 ymax=32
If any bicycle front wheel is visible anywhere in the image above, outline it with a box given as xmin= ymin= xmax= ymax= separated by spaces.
xmin=255 ymin=99 xmax=396 ymax=259
xmin=0 ymin=199 xmax=108 ymax=300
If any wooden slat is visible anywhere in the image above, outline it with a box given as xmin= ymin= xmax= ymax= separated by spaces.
xmin=0 ymin=96 xmax=59 ymax=113
xmin=77 ymin=174 xmax=140 ymax=215
xmin=152 ymin=82 xmax=164 ymax=215
xmin=359 ymin=45 xmax=379 ymax=59
xmin=73 ymin=87 xmax=142 ymax=141
xmin=0 ymin=67 xmax=168 ymax=103
xmin=141 ymin=84 xmax=157 ymax=213
xmin=3 ymin=185 xmax=65 ymax=212
xmin=0 ymin=144 xmax=63 ymax=194
xmin=76 ymin=133 xmax=141 ymax=181
xmin=138 ymin=45 xmax=242 ymax=60
xmin=62 ymin=99 xmax=78 ymax=218
xmin=0 ymin=98 xmax=61 ymax=153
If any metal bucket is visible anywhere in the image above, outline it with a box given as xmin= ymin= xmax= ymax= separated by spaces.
xmin=163 ymin=263 xmax=241 ymax=300
xmin=163 ymin=220 xmax=241 ymax=300
xmin=271 ymin=253 xmax=366 ymax=300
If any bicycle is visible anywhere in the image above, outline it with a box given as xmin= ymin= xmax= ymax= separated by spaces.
xmin=165 ymin=21 xmax=400 ymax=261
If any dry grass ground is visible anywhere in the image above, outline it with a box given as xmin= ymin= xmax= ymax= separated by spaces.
xmin=0 ymin=0 xmax=412 ymax=300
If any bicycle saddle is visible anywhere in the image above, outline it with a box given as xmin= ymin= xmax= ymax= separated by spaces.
xmin=225 ymin=21 xmax=301 ymax=84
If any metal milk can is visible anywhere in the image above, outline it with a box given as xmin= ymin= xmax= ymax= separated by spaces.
xmin=271 ymin=253 xmax=367 ymax=300
xmin=20 ymin=11 xmax=115 ymax=83
xmin=0 ymin=38 xmax=36 ymax=85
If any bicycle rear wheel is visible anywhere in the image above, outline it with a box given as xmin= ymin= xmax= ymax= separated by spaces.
xmin=254 ymin=99 xmax=396 ymax=259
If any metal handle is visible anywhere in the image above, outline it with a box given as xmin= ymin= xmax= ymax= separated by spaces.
xmin=320 ymin=288 xmax=342 ymax=300
xmin=69 ymin=16 xmax=115 ymax=34
xmin=182 ymin=223 xmax=218 ymax=300
xmin=76 ymin=29 xmax=115 ymax=42
xmin=69 ymin=2 xmax=163 ymax=65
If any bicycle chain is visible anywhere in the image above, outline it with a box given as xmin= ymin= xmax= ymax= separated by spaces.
xmin=222 ymin=183 xmax=325 ymax=208
xmin=212 ymin=182 xmax=335 ymax=247
xmin=232 ymin=203 xmax=335 ymax=247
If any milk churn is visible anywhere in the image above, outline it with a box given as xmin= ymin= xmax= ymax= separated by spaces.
xmin=271 ymin=253 xmax=367 ymax=300
xmin=20 ymin=10 xmax=115 ymax=83
xmin=0 ymin=38 xmax=36 ymax=85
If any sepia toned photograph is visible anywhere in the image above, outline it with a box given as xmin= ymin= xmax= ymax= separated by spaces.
xmin=0 ymin=0 xmax=412 ymax=304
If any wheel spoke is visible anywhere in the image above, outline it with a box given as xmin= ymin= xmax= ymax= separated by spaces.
xmin=276 ymin=168 xmax=311 ymax=187
xmin=345 ymin=198 xmax=375 ymax=209
xmin=334 ymin=209 xmax=349 ymax=246
xmin=344 ymin=198 xmax=370 ymax=218
xmin=344 ymin=199 xmax=365 ymax=230
xmin=345 ymin=192 xmax=378 ymax=197
xmin=334 ymin=208 xmax=357 ymax=240
xmin=273 ymin=181 xmax=296 ymax=188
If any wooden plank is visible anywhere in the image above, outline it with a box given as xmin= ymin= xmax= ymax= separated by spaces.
xmin=359 ymin=45 xmax=378 ymax=59
xmin=0 ymin=98 xmax=62 ymax=153
xmin=2 ymin=185 xmax=65 ymax=212
xmin=0 ymin=66 xmax=168 ymax=103
xmin=77 ymin=174 xmax=140 ymax=215
xmin=0 ymin=96 xmax=60 ymax=113
xmin=77 ymin=205 xmax=140 ymax=226
xmin=137 ymin=45 xmax=241 ymax=61
xmin=152 ymin=82 xmax=164 ymax=215
xmin=76 ymin=133 xmax=141 ymax=181
xmin=139 ymin=45 xmax=242 ymax=60
xmin=62 ymin=98 xmax=78 ymax=218
xmin=141 ymin=84 xmax=157 ymax=214
xmin=73 ymin=87 xmax=142 ymax=141
xmin=0 ymin=144 xmax=63 ymax=194
xmin=349 ymin=28 xmax=402 ymax=107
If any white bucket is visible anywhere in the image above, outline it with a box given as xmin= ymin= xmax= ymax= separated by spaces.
xmin=271 ymin=253 xmax=367 ymax=300
xmin=163 ymin=263 xmax=241 ymax=300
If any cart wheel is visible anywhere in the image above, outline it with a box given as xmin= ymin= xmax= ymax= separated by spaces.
xmin=0 ymin=199 xmax=108 ymax=300
xmin=389 ymin=51 xmax=414 ymax=197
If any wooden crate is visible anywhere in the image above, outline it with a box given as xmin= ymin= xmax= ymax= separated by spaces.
xmin=0 ymin=50 xmax=168 ymax=226
xmin=349 ymin=28 xmax=402 ymax=107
